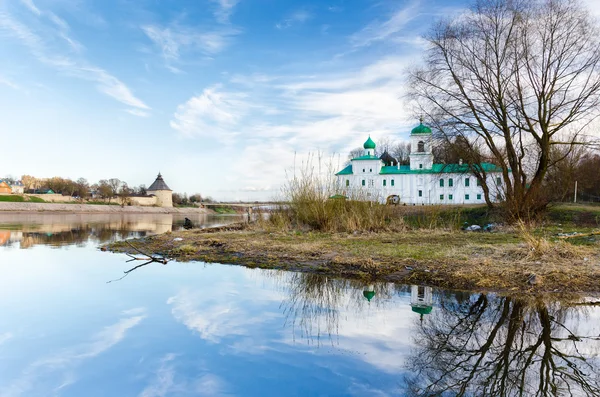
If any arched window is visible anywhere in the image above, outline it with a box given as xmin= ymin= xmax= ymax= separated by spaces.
xmin=417 ymin=141 xmax=425 ymax=152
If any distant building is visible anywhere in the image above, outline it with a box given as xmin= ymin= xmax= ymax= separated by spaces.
xmin=147 ymin=173 xmax=173 ymax=208
xmin=335 ymin=120 xmax=504 ymax=204
xmin=10 ymin=181 xmax=24 ymax=194
xmin=0 ymin=181 xmax=12 ymax=194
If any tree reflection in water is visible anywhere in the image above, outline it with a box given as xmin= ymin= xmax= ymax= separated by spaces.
xmin=404 ymin=294 xmax=600 ymax=396
xmin=278 ymin=272 xmax=404 ymax=345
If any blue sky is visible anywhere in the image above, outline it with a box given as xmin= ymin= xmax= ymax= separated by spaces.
xmin=2 ymin=0 xmax=598 ymax=200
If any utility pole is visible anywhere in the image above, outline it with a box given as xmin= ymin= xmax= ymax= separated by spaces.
xmin=574 ymin=181 xmax=578 ymax=203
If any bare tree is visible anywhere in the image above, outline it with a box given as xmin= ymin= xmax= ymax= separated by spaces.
xmin=108 ymin=178 xmax=121 ymax=199
xmin=409 ymin=0 xmax=600 ymax=221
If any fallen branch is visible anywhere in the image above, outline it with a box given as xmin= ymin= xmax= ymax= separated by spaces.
xmin=557 ymin=231 xmax=600 ymax=240
xmin=107 ymin=241 xmax=168 ymax=283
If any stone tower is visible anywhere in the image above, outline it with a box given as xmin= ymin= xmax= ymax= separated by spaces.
xmin=147 ymin=173 xmax=173 ymax=208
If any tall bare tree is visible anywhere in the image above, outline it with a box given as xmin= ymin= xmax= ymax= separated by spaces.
xmin=409 ymin=0 xmax=600 ymax=220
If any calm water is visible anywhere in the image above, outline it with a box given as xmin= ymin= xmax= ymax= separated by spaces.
xmin=1 ymin=214 xmax=599 ymax=397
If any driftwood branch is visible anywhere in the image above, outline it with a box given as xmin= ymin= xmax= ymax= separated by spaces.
xmin=107 ymin=241 xmax=168 ymax=283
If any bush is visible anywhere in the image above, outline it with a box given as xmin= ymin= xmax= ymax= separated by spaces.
xmin=261 ymin=157 xmax=404 ymax=233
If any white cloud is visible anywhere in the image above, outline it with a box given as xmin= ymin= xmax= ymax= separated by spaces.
xmin=19 ymin=0 xmax=40 ymax=16
xmin=170 ymin=84 xmax=249 ymax=141
xmin=0 ymin=9 xmax=148 ymax=112
xmin=0 ymin=332 xmax=13 ymax=345
xmin=125 ymin=109 xmax=151 ymax=118
xmin=350 ymin=1 xmax=420 ymax=48
xmin=0 ymin=76 xmax=19 ymax=90
xmin=142 ymin=24 xmax=238 ymax=72
xmin=210 ymin=0 xmax=240 ymax=23
xmin=276 ymin=10 xmax=312 ymax=29
xmin=0 ymin=312 xmax=145 ymax=397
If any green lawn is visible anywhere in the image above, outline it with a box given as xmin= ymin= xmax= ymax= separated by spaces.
xmin=0 ymin=195 xmax=25 ymax=202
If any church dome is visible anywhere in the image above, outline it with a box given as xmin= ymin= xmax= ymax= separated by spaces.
xmin=411 ymin=119 xmax=432 ymax=135
xmin=363 ymin=136 xmax=376 ymax=149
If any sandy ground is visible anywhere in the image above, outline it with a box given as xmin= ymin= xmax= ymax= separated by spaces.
xmin=0 ymin=202 xmax=210 ymax=214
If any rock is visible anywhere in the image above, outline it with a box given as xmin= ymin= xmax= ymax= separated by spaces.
xmin=527 ymin=274 xmax=542 ymax=286
xmin=173 ymin=237 xmax=183 ymax=242
xmin=466 ymin=225 xmax=482 ymax=231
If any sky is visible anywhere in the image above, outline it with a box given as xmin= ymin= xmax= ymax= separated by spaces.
xmin=1 ymin=0 xmax=600 ymax=201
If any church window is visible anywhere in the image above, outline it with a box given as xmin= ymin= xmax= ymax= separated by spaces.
xmin=345 ymin=180 xmax=349 ymax=187
xmin=465 ymin=177 xmax=470 ymax=187
xmin=449 ymin=178 xmax=453 ymax=187
xmin=368 ymin=179 xmax=374 ymax=187
xmin=477 ymin=194 xmax=482 ymax=200
xmin=440 ymin=194 xmax=444 ymax=200
xmin=439 ymin=179 xmax=444 ymax=187
xmin=418 ymin=190 xmax=422 ymax=197
xmin=419 ymin=164 xmax=423 ymax=169
xmin=417 ymin=141 xmax=425 ymax=152
xmin=449 ymin=194 xmax=453 ymax=200
xmin=465 ymin=194 xmax=470 ymax=200
xmin=383 ymin=180 xmax=386 ymax=187
xmin=497 ymin=177 xmax=502 ymax=185
xmin=362 ymin=180 xmax=365 ymax=186
xmin=369 ymin=168 xmax=372 ymax=172
xmin=391 ymin=179 xmax=395 ymax=186
xmin=477 ymin=179 xmax=481 ymax=186
xmin=363 ymin=168 xmax=365 ymax=173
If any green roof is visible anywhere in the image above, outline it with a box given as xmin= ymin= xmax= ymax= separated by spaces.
xmin=363 ymin=290 xmax=375 ymax=302
xmin=411 ymin=305 xmax=433 ymax=315
xmin=335 ymin=165 xmax=353 ymax=175
xmin=351 ymin=155 xmax=380 ymax=161
xmin=329 ymin=194 xmax=347 ymax=200
xmin=411 ymin=122 xmax=432 ymax=135
xmin=363 ymin=136 xmax=376 ymax=149
xmin=379 ymin=163 xmax=503 ymax=175
xmin=336 ymin=162 xmax=503 ymax=176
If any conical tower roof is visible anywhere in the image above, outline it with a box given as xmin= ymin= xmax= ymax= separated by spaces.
xmin=148 ymin=173 xmax=172 ymax=191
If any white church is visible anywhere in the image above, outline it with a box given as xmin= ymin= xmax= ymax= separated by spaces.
xmin=335 ymin=120 xmax=504 ymax=204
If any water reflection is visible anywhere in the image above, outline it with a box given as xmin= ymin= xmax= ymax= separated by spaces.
xmin=0 ymin=213 xmax=243 ymax=248
xmin=404 ymin=293 xmax=600 ymax=396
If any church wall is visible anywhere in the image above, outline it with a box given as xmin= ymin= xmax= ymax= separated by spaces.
xmin=337 ymin=170 xmax=503 ymax=204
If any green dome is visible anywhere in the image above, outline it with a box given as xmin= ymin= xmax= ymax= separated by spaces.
xmin=363 ymin=136 xmax=376 ymax=149
xmin=363 ymin=290 xmax=376 ymax=302
xmin=411 ymin=305 xmax=433 ymax=315
xmin=411 ymin=120 xmax=432 ymax=135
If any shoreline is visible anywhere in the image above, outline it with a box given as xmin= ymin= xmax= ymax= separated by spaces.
xmin=105 ymin=224 xmax=600 ymax=295
xmin=0 ymin=202 xmax=210 ymax=214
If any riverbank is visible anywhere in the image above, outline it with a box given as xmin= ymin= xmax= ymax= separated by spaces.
xmin=105 ymin=223 xmax=600 ymax=294
xmin=0 ymin=202 xmax=210 ymax=214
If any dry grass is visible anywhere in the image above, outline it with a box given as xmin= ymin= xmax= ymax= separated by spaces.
xmin=106 ymin=226 xmax=600 ymax=294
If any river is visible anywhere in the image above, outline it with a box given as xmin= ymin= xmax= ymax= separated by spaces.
xmin=0 ymin=213 xmax=599 ymax=396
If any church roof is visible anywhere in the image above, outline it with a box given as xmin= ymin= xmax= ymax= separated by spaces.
xmin=411 ymin=305 xmax=433 ymax=315
xmin=336 ymin=162 xmax=503 ymax=176
xmin=350 ymin=154 xmax=380 ymax=161
xmin=411 ymin=120 xmax=432 ymax=135
xmin=363 ymin=136 xmax=376 ymax=149
xmin=148 ymin=173 xmax=172 ymax=191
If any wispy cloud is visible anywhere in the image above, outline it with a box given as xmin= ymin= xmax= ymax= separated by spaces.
xmin=350 ymin=1 xmax=420 ymax=48
xmin=0 ymin=7 xmax=149 ymax=113
xmin=142 ymin=23 xmax=238 ymax=72
xmin=0 ymin=312 xmax=145 ymax=397
xmin=0 ymin=76 xmax=20 ymax=90
xmin=210 ymin=0 xmax=240 ymax=23
xmin=170 ymin=84 xmax=250 ymax=142
xmin=0 ymin=332 xmax=13 ymax=345
xmin=275 ymin=10 xmax=312 ymax=29
xmin=18 ymin=0 xmax=40 ymax=16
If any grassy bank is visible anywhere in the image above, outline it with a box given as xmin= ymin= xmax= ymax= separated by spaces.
xmin=106 ymin=218 xmax=600 ymax=294
xmin=0 ymin=195 xmax=45 ymax=203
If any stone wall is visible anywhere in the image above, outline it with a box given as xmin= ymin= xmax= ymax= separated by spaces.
xmin=129 ymin=196 xmax=158 ymax=206
xmin=27 ymin=194 xmax=75 ymax=203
